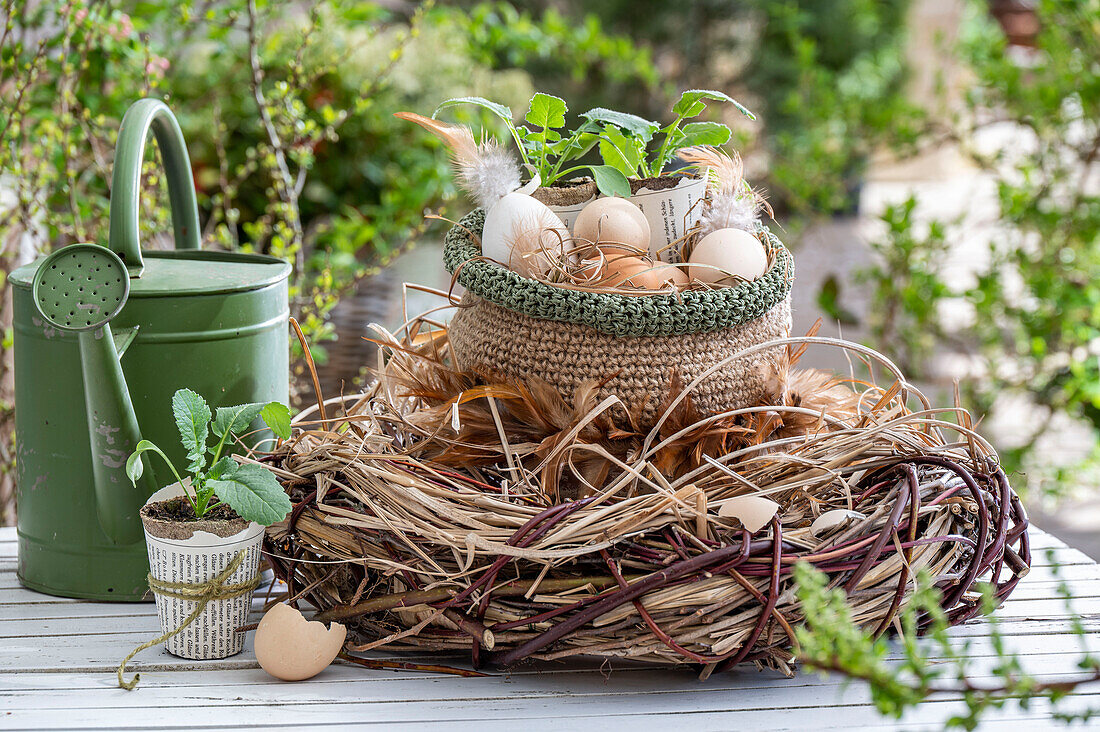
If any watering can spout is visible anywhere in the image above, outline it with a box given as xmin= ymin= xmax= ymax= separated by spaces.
xmin=81 ymin=325 xmax=154 ymax=545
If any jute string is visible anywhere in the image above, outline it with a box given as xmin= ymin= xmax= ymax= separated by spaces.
xmin=117 ymin=550 xmax=260 ymax=690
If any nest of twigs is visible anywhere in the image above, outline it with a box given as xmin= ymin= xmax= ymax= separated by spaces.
xmin=264 ymin=299 xmax=1030 ymax=677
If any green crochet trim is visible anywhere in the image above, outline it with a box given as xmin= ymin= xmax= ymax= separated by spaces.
xmin=443 ymin=208 xmax=794 ymax=338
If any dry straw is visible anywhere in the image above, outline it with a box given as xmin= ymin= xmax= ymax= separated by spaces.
xmin=264 ymin=302 xmax=1030 ymax=677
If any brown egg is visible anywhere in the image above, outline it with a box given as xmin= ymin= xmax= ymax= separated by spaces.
xmin=574 ymin=255 xmax=607 ymax=285
xmin=687 ymin=228 xmax=768 ymax=286
xmin=600 ymin=252 xmax=688 ymax=291
xmin=254 ymin=603 xmax=347 ymax=681
xmin=573 ymin=197 xmax=651 ymax=252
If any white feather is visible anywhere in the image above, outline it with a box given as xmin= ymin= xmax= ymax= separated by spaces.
xmin=461 ymin=140 xmax=521 ymax=209
xmin=677 ymin=145 xmax=770 ymax=235
xmin=698 ymin=191 xmax=763 ymax=236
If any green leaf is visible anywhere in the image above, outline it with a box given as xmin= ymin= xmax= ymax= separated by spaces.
xmin=212 ymin=403 xmax=266 ymax=439
xmin=260 ymin=402 xmax=292 ymax=440
xmin=208 ymin=456 xmax=238 ymax=480
xmin=678 ymin=121 xmax=732 ymax=147
xmin=433 ymin=96 xmax=513 ymax=124
xmin=548 ymin=130 xmax=599 ymax=159
xmin=672 ymin=89 xmax=755 ymax=120
xmin=126 ymin=439 xmax=185 ymax=491
xmin=172 ymin=389 xmax=210 ymax=473
xmin=817 ymin=275 xmax=860 ymax=326
xmin=524 ymin=92 xmax=567 ymax=129
xmin=580 ymin=108 xmax=658 ymax=141
xmin=208 ymin=464 xmax=292 ymax=526
xmin=126 ymin=441 xmax=150 ymax=484
xmin=590 ymin=165 xmax=631 ymax=198
xmin=598 ymin=124 xmax=644 ymax=177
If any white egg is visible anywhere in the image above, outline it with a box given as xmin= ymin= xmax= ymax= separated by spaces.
xmin=481 ymin=192 xmax=570 ymax=278
xmin=687 ymin=228 xmax=768 ymax=286
xmin=573 ymin=197 xmax=650 ymax=253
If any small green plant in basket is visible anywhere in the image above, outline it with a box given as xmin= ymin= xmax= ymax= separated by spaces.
xmin=431 ymin=89 xmax=755 ymax=196
xmin=126 ymin=389 xmax=293 ymax=526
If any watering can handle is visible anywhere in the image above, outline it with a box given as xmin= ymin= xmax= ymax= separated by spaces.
xmin=109 ymin=99 xmax=202 ymax=276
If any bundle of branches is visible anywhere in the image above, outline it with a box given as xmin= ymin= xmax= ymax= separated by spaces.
xmin=264 ymin=305 xmax=1030 ymax=676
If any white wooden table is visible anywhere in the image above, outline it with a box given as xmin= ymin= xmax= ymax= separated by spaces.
xmin=2 ymin=526 xmax=1099 ymax=731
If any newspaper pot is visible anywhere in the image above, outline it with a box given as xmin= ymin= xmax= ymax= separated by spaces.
xmin=443 ymin=209 xmax=794 ymax=428
xmin=139 ymin=483 xmax=263 ymax=660
xmin=532 ymin=174 xmax=708 ymax=262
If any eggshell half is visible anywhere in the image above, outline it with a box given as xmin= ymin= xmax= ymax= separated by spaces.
xmin=687 ymin=228 xmax=768 ymax=286
xmin=254 ymin=603 xmax=347 ymax=681
xmin=573 ymin=197 xmax=651 ymax=253
xmin=717 ymin=496 xmax=780 ymax=534
xmin=482 ymin=192 xmax=570 ymax=278
xmin=809 ymin=509 xmax=866 ymax=538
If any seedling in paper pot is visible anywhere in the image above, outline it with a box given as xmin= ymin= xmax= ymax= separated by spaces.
xmin=126 ymin=388 xmax=293 ymax=526
xmin=432 ymin=89 xmax=754 ymax=196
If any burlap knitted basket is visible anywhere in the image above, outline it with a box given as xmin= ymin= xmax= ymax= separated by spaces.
xmin=444 ymin=209 xmax=794 ymax=426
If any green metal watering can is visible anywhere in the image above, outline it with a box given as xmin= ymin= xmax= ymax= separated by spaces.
xmin=9 ymin=99 xmax=291 ymax=601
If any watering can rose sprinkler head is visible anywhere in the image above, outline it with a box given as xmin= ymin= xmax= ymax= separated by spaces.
xmin=32 ymin=243 xmax=156 ymax=545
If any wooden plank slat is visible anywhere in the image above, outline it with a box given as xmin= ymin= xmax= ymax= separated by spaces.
xmin=1 ymin=672 xmax=1099 ymax=731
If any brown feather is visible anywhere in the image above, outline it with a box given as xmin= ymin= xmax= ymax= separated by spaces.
xmin=678 ymin=145 xmax=744 ymax=197
xmin=394 ymin=112 xmax=480 ymax=175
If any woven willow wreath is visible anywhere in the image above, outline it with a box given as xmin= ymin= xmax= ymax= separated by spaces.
xmin=264 ymin=312 xmax=1030 ymax=675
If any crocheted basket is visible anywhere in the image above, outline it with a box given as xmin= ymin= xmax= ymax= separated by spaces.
xmin=443 ymin=209 xmax=794 ymax=425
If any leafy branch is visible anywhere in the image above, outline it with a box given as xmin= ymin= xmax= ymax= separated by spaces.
xmin=793 ymin=559 xmax=1100 ymax=729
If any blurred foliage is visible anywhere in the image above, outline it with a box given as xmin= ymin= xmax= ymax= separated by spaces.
xmin=547 ymin=0 xmax=920 ymax=216
xmin=856 ymin=0 xmax=1100 ymax=493
xmin=746 ymin=0 xmax=923 ymax=215
xmin=858 ymin=197 xmax=953 ymax=375
xmin=461 ymin=1 xmax=661 ymax=110
xmin=0 ymin=0 xmax=658 ymax=524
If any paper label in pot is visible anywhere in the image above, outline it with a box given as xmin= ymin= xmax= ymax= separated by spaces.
xmin=145 ymin=531 xmax=262 ymax=659
xmin=629 ymin=176 xmax=707 ymax=263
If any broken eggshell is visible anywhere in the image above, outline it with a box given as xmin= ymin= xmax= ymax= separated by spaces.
xmin=481 ymin=191 xmax=570 ymax=278
xmin=809 ymin=509 xmax=866 ymax=538
xmin=717 ymin=495 xmax=780 ymax=534
xmin=254 ymin=603 xmax=347 ymax=681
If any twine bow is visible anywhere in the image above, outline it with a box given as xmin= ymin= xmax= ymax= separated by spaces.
xmin=117 ymin=550 xmax=260 ymax=690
